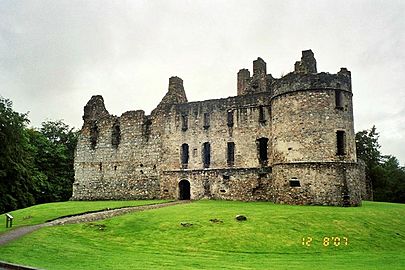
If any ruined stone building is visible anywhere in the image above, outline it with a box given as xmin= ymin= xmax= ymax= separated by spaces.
xmin=72 ymin=50 xmax=367 ymax=206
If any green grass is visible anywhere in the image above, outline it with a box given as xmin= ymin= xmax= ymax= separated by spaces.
xmin=0 ymin=200 xmax=404 ymax=269
xmin=0 ymin=200 xmax=168 ymax=234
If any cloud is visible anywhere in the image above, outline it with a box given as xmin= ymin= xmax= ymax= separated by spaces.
xmin=0 ymin=0 xmax=404 ymax=164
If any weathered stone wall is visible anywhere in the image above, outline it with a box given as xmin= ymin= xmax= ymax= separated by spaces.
xmin=271 ymin=89 xmax=356 ymax=163
xmin=72 ymin=97 xmax=161 ymax=200
xmin=160 ymin=167 xmax=273 ymax=201
xmin=158 ymin=93 xmax=272 ymax=172
xmin=72 ymin=50 xmax=366 ymax=206
xmin=272 ymin=163 xmax=362 ymax=206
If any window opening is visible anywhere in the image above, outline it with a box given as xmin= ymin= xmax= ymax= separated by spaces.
xmin=90 ymin=121 xmax=99 ymax=150
xmin=227 ymin=142 xmax=235 ymax=166
xmin=257 ymin=137 xmax=269 ymax=165
xmin=203 ymin=113 xmax=210 ymax=129
xmin=111 ymin=121 xmax=121 ymax=148
xmin=336 ymin=130 xmax=345 ymax=155
xmin=181 ymin=143 xmax=189 ymax=168
xmin=335 ymin=90 xmax=343 ymax=109
xmin=181 ymin=114 xmax=188 ymax=131
xmin=227 ymin=111 xmax=234 ymax=127
xmin=289 ymin=177 xmax=301 ymax=187
xmin=202 ymin=142 xmax=211 ymax=168
xmin=259 ymin=106 xmax=266 ymax=123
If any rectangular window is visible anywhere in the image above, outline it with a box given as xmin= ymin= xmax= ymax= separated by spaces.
xmin=335 ymin=90 xmax=343 ymax=109
xmin=181 ymin=114 xmax=188 ymax=131
xmin=257 ymin=137 xmax=269 ymax=165
xmin=227 ymin=142 xmax=235 ymax=166
xmin=203 ymin=113 xmax=210 ymax=129
xmin=336 ymin=130 xmax=345 ymax=155
xmin=289 ymin=177 xmax=301 ymax=187
xmin=181 ymin=144 xmax=189 ymax=166
xmin=202 ymin=142 xmax=211 ymax=168
xmin=227 ymin=111 xmax=234 ymax=127
xmin=259 ymin=106 xmax=266 ymax=123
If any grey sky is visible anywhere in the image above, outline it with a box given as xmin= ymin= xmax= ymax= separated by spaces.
xmin=1 ymin=0 xmax=404 ymax=164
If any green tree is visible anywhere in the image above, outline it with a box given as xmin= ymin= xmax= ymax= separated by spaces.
xmin=0 ymin=97 xmax=37 ymax=212
xmin=28 ymin=121 xmax=78 ymax=202
xmin=356 ymin=126 xmax=405 ymax=203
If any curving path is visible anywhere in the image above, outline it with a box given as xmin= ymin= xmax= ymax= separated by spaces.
xmin=0 ymin=200 xmax=190 ymax=246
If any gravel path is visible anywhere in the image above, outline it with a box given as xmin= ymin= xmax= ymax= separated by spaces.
xmin=0 ymin=200 xmax=190 ymax=246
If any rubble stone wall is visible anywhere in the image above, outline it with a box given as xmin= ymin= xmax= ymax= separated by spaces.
xmin=72 ymin=50 xmax=366 ymax=206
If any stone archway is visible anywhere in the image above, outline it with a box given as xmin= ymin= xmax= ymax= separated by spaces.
xmin=179 ymin=180 xmax=191 ymax=200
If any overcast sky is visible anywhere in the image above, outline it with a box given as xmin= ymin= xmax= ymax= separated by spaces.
xmin=1 ymin=0 xmax=404 ymax=164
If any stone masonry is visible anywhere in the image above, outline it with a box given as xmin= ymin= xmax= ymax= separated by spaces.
xmin=72 ymin=50 xmax=367 ymax=206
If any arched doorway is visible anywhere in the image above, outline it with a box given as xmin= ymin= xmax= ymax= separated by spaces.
xmin=179 ymin=180 xmax=191 ymax=200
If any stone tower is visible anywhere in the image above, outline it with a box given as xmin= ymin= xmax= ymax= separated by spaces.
xmin=72 ymin=50 xmax=365 ymax=206
xmin=271 ymin=50 xmax=360 ymax=205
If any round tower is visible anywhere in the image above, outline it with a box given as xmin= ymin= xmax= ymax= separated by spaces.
xmin=270 ymin=50 xmax=362 ymax=206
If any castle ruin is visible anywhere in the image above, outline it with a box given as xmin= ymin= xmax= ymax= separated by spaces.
xmin=72 ymin=50 xmax=367 ymax=206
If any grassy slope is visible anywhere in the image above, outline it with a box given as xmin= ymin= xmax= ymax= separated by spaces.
xmin=0 ymin=200 xmax=404 ymax=270
xmin=0 ymin=200 xmax=168 ymax=234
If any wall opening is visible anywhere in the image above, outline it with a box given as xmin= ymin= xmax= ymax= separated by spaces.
xmin=259 ymin=106 xmax=266 ymax=123
xmin=335 ymin=90 xmax=343 ymax=109
xmin=289 ymin=177 xmax=301 ymax=187
xmin=227 ymin=142 xmax=235 ymax=166
xmin=181 ymin=114 xmax=188 ymax=131
xmin=257 ymin=137 xmax=269 ymax=165
xmin=227 ymin=111 xmax=234 ymax=127
xmin=202 ymin=142 xmax=211 ymax=168
xmin=203 ymin=113 xmax=210 ymax=129
xmin=111 ymin=121 xmax=121 ymax=148
xmin=336 ymin=130 xmax=345 ymax=155
xmin=181 ymin=143 xmax=189 ymax=168
xmin=179 ymin=180 xmax=191 ymax=200
xmin=90 ymin=121 xmax=99 ymax=150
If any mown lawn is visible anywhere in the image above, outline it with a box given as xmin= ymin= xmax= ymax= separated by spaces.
xmin=0 ymin=200 xmax=169 ymax=234
xmin=0 ymin=200 xmax=404 ymax=269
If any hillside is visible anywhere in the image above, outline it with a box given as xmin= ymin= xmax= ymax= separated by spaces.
xmin=0 ymin=200 xmax=404 ymax=269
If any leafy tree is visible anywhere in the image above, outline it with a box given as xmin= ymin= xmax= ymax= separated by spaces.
xmin=29 ymin=121 xmax=78 ymax=203
xmin=0 ymin=96 xmax=78 ymax=213
xmin=0 ymin=97 xmax=37 ymax=212
xmin=356 ymin=126 xmax=405 ymax=203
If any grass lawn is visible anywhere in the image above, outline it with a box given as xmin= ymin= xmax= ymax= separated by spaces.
xmin=0 ymin=200 xmax=169 ymax=234
xmin=0 ymin=200 xmax=404 ymax=269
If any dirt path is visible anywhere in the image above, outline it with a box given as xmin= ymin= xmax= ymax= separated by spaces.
xmin=0 ymin=200 xmax=190 ymax=246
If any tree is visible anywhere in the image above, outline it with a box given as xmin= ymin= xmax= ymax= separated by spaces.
xmin=0 ymin=97 xmax=37 ymax=212
xmin=29 ymin=121 xmax=78 ymax=202
xmin=356 ymin=126 xmax=405 ymax=203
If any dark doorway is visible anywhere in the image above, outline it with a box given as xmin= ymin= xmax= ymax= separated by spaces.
xmin=179 ymin=180 xmax=191 ymax=200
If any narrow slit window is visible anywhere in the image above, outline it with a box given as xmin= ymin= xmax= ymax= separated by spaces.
xmin=90 ymin=121 xmax=99 ymax=150
xmin=259 ymin=106 xmax=266 ymax=123
xmin=181 ymin=114 xmax=188 ymax=131
xmin=257 ymin=137 xmax=269 ymax=164
xmin=227 ymin=142 xmax=235 ymax=166
xmin=203 ymin=113 xmax=210 ymax=129
xmin=111 ymin=121 xmax=121 ymax=148
xmin=336 ymin=130 xmax=345 ymax=155
xmin=227 ymin=111 xmax=234 ymax=127
xmin=335 ymin=90 xmax=343 ymax=109
xmin=181 ymin=143 xmax=189 ymax=167
xmin=202 ymin=142 xmax=211 ymax=168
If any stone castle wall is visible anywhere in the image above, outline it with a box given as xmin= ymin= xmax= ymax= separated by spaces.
xmin=72 ymin=50 xmax=368 ymax=206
